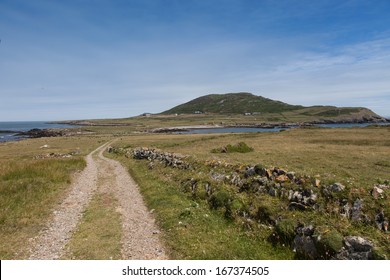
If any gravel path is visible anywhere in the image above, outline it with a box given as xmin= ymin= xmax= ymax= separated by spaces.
xmin=96 ymin=146 xmax=166 ymax=259
xmin=28 ymin=141 xmax=166 ymax=260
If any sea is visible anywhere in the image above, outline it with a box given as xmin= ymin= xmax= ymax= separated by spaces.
xmin=0 ymin=121 xmax=76 ymax=142
xmin=178 ymin=122 xmax=389 ymax=134
xmin=0 ymin=121 xmax=388 ymax=142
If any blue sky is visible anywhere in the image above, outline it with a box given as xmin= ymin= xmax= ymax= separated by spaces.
xmin=1 ymin=0 xmax=390 ymax=121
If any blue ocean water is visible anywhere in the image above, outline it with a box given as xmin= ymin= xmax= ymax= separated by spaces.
xmin=0 ymin=121 xmax=388 ymax=142
xmin=179 ymin=127 xmax=282 ymax=134
xmin=317 ymin=123 xmax=388 ymax=128
xmin=0 ymin=121 xmax=76 ymax=142
xmin=179 ymin=122 xmax=389 ymax=134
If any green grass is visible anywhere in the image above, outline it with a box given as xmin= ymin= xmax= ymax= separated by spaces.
xmin=1 ymin=125 xmax=389 ymax=259
xmin=64 ymin=192 xmax=122 ymax=260
xmin=69 ymin=109 xmax=386 ymax=135
xmin=110 ymin=126 xmax=390 ymax=259
xmin=0 ymin=158 xmax=85 ymax=259
xmin=0 ymin=136 xmax=108 ymax=259
xmin=113 ymin=155 xmax=293 ymax=259
xmin=162 ymin=92 xmax=303 ymax=114
xmin=211 ymin=142 xmax=254 ymax=153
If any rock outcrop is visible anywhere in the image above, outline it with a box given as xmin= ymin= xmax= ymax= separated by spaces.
xmin=17 ymin=128 xmax=64 ymax=138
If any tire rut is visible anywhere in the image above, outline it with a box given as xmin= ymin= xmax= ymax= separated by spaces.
xmin=97 ymin=146 xmax=167 ymax=259
xmin=28 ymin=141 xmax=167 ymax=260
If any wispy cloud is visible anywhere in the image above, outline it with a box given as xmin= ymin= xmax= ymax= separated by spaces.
xmin=1 ymin=0 xmax=390 ymax=120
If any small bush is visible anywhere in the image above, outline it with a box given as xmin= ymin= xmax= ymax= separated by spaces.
xmin=275 ymin=219 xmax=296 ymax=244
xmin=315 ymin=229 xmax=343 ymax=259
xmin=211 ymin=142 xmax=254 ymax=153
xmin=208 ymin=190 xmax=233 ymax=219
xmin=179 ymin=208 xmax=192 ymax=218
xmin=372 ymin=248 xmax=388 ymax=260
xmin=209 ymin=191 xmax=231 ymax=209
xmin=231 ymin=199 xmax=247 ymax=215
xmin=256 ymin=205 xmax=274 ymax=224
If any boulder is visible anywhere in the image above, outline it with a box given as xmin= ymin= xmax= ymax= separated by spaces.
xmin=275 ymin=174 xmax=288 ymax=183
xmin=293 ymin=235 xmax=318 ymax=259
xmin=210 ymin=172 xmax=225 ymax=182
xmin=345 ymin=236 xmax=373 ymax=252
xmin=204 ymin=183 xmax=213 ymax=197
xmin=244 ymin=166 xmax=256 ymax=177
xmin=288 ymin=189 xmax=317 ymax=208
xmin=371 ymin=186 xmax=385 ymax=200
xmin=132 ymin=147 xmax=190 ymax=169
xmin=375 ymin=184 xmax=390 ymax=190
xmin=335 ymin=236 xmax=374 ymax=260
xmin=296 ymin=224 xmax=315 ymax=236
xmin=268 ymin=187 xmax=277 ymax=197
xmin=265 ymin=169 xmax=273 ymax=179
xmin=375 ymin=210 xmax=388 ymax=231
xmin=339 ymin=200 xmax=351 ymax=219
xmin=351 ymin=199 xmax=363 ymax=222
xmin=384 ymin=221 xmax=389 ymax=232
xmin=293 ymin=224 xmax=318 ymax=260
xmin=274 ymin=168 xmax=287 ymax=176
xmin=254 ymin=164 xmax=267 ymax=176
xmin=330 ymin=183 xmax=345 ymax=192
xmin=253 ymin=176 xmax=268 ymax=186
xmin=302 ymin=189 xmax=317 ymax=205
xmin=288 ymin=202 xmax=307 ymax=211
xmin=286 ymin=172 xmax=295 ymax=180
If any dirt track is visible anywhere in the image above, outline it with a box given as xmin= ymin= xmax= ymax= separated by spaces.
xmin=28 ymin=141 xmax=166 ymax=260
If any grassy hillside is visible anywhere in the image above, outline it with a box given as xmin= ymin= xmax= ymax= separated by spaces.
xmin=162 ymin=92 xmax=304 ymax=114
xmin=159 ymin=92 xmax=386 ymax=123
xmin=56 ymin=93 xmax=387 ymax=133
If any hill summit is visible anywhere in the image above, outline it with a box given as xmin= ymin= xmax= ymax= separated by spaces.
xmin=162 ymin=92 xmax=303 ymax=114
xmin=160 ymin=92 xmax=387 ymax=123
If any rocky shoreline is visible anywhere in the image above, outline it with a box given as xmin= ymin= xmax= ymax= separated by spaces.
xmin=1 ymin=128 xmax=91 ymax=142
xmin=151 ymin=120 xmax=389 ymax=134
xmin=16 ymin=128 xmax=66 ymax=138
xmin=2 ymin=118 xmax=389 ymax=140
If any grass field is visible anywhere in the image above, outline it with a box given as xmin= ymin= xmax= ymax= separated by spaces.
xmin=63 ymin=191 xmax=122 ymax=260
xmin=61 ymin=104 xmax=388 ymax=134
xmin=1 ymin=126 xmax=389 ymax=259
xmin=0 ymin=136 xmax=108 ymax=259
xmin=110 ymin=126 xmax=390 ymax=259
xmin=121 ymin=157 xmax=294 ymax=259
xmin=112 ymin=126 xmax=390 ymax=188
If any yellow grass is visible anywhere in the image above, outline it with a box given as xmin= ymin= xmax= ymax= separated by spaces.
xmin=0 ymin=136 xmax=108 ymax=259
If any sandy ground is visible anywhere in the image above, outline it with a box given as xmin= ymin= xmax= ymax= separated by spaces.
xmin=28 ymin=141 xmax=166 ymax=260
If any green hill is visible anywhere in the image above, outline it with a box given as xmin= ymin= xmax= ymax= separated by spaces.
xmin=160 ymin=92 xmax=387 ymax=123
xmin=61 ymin=92 xmax=387 ymax=128
xmin=162 ymin=92 xmax=303 ymax=114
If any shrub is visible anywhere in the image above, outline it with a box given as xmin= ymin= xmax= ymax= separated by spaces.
xmin=208 ymin=190 xmax=233 ymax=219
xmin=256 ymin=205 xmax=274 ymax=224
xmin=314 ymin=229 xmax=343 ymax=259
xmin=211 ymin=142 xmax=254 ymax=153
xmin=209 ymin=191 xmax=231 ymax=209
xmin=275 ymin=219 xmax=296 ymax=245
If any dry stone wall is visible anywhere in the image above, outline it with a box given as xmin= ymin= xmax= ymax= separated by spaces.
xmin=108 ymin=146 xmax=389 ymax=259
